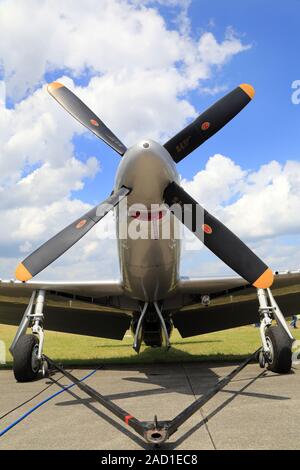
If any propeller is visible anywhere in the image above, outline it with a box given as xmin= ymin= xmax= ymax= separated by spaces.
xmin=17 ymin=80 xmax=270 ymax=288
xmin=15 ymin=187 xmax=130 ymax=282
xmin=163 ymin=182 xmax=273 ymax=289
xmin=164 ymin=84 xmax=255 ymax=163
xmin=47 ymin=82 xmax=127 ymax=156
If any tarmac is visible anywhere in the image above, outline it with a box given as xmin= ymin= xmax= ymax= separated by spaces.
xmin=0 ymin=361 xmax=300 ymax=450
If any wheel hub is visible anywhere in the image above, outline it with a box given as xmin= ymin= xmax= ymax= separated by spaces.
xmin=265 ymin=336 xmax=274 ymax=363
xmin=31 ymin=343 xmax=40 ymax=373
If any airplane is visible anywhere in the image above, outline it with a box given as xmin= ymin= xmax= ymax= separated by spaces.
xmin=0 ymin=81 xmax=299 ymax=383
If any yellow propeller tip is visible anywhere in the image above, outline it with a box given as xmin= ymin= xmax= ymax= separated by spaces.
xmin=15 ymin=263 xmax=32 ymax=282
xmin=47 ymin=81 xmax=63 ymax=93
xmin=239 ymin=83 xmax=255 ymax=100
xmin=253 ymin=268 xmax=274 ymax=289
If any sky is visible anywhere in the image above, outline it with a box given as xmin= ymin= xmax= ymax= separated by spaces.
xmin=0 ymin=0 xmax=300 ymax=281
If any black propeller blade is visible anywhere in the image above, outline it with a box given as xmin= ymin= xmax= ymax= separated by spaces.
xmin=48 ymin=82 xmax=127 ymax=156
xmin=163 ymin=182 xmax=273 ymax=289
xmin=164 ymin=84 xmax=255 ymax=163
xmin=15 ymin=187 xmax=131 ymax=282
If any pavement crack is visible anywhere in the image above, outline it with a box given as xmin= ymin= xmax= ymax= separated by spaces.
xmin=181 ymin=364 xmax=217 ymax=450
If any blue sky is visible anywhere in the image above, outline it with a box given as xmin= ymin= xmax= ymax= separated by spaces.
xmin=0 ymin=0 xmax=300 ymax=280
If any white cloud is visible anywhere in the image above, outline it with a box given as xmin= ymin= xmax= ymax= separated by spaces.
xmin=0 ymin=0 xmax=249 ymax=102
xmin=82 ymin=70 xmax=196 ymax=145
xmin=0 ymin=198 xmax=91 ymax=247
xmin=182 ymin=154 xmax=246 ymax=210
xmin=180 ymin=235 xmax=300 ymax=278
xmin=223 ymin=160 xmax=300 ymax=240
xmin=0 ymin=1 xmax=250 ymax=145
xmin=197 ymin=31 xmax=251 ymax=67
xmin=0 ymin=81 xmax=5 ymax=107
xmin=181 ymin=155 xmax=300 ymax=275
xmin=0 ymin=82 xmax=84 ymax=184
xmin=1 ymin=157 xmax=99 ymax=210
xmin=183 ymin=155 xmax=300 ymax=241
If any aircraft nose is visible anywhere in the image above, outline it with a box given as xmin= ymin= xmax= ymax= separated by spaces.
xmin=141 ymin=141 xmax=150 ymax=150
xmin=115 ymin=140 xmax=178 ymax=205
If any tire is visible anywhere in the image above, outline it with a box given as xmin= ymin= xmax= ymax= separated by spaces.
xmin=265 ymin=326 xmax=292 ymax=374
xmin=13 ymin=334 xmax=40 ymax=382
xmin=258 ymin=350 xmax=266 ymax=368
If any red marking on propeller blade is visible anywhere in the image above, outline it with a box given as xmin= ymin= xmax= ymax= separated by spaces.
xmin=202 ymin=224 xmax=213 ymax=234
xmin=76 ymin=219 xmax=87 ymax=229
xmin=201 ymin=122 xmax=210 ymax=131
xmin=90 ymin=119 xmax=99 ymax=127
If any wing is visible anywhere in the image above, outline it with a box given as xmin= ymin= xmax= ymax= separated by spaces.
xmin=176 ymin=276 xmax=249 ymax=295
xmin=0 ymin=279 xmax=124 ymax=298
xmin=0 ymin=280 xmax=136 ymax=340
xmin=172 ymin=272 xmax=300 ymax=338
xmin=176 ymin=271 xmax=300 ymax=295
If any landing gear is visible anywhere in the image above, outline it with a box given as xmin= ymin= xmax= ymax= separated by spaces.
xmin=132 ymin=302 xmax=172 ymax=352
xmin=10 ymin=290 xmax=47 ymax=382
xmin=257 ymin=288 xmax=294 ymax=374
xmin=265 ymin=326 xmax=292 ymax=374
xmin=13 ymin=334 xmax=40 ymax=382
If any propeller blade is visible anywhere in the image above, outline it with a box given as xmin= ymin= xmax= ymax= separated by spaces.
xmin=48 ymin=82 xmax=127 ymax=156
xmin=164 ymin=84 xmax=255 ymax=163
xmin=163 ymin=182 xmax=273 ymax=289
xmin=15 ymin=187 xmax=130 ymax=282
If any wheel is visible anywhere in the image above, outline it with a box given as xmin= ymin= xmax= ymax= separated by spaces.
xmin=265 ymin=326 xmax=292 ymax=374
xmin=41 ymin=359 xmax=49 ymax=378
xmin=13 ymin=334 xmax=40 ymax=382
xmin=258 ymin=350 xmax=266 ymax=368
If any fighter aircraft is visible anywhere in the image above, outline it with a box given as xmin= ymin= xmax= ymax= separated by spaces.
xmin=0 ymin=82 xmax=299 ymax=382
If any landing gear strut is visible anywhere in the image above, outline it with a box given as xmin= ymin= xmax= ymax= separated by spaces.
xmin=133 ymin=302 xmax=171 ymax=352
xmin=257 ymin=288 xmax=294 ymax=374
xmin=10 ymin=290 xmax=47 ymax=382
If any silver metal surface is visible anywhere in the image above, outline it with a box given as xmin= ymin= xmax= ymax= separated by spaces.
xmin=115 ymin=140 xmax=181 ymax=301
xmin=153 ymin=302 xmax=170 ymax=349
xmin=267 ymin=288 xmax=294 ymax=340
xmin=133 ymin=302 xmax=149 ymax=352
xmin=31 ymin=290 xmax=46 ymax=359
xmin=9 ymin=290 xmax=36 ymax=355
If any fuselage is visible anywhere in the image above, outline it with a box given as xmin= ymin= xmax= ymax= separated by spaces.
xmin=114 ymin=140 xmax=181 ymax=302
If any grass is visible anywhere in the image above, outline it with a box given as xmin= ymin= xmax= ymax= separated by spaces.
xmin=1 ymin=323 xmax=299 ymax=368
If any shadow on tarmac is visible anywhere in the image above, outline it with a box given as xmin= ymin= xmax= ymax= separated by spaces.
xmin=50 ymin=348 xmax=291 ymax=449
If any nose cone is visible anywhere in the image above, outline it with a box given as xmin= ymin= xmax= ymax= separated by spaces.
xmin=115 ymin=140 xmax=178 ymax=205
